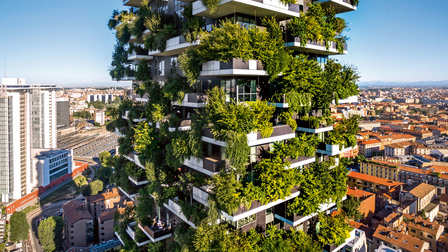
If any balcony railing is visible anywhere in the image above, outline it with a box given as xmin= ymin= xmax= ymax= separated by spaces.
xmin=193 ymin=185 xmax=301 ymax=222
xmin=317 ymin=142 xmax=355 ymax=156
xmin=139 ymin=223 xmax=173 ymax=243
xmin=126 ymin=222 xmax=150 ymax=246
xmin=200 ymin=58 xmax=267 ymax=76
xmin=312 ymin=0 xmax=357 ymax=13
xmin=192 ymin=0 xmax=301 ymax=19
xmin=202 ymin=124 xmax=295 ymax=147
xmin=172 ymin=93 xmax=208 ymax=108
xmin=285 ymin=37 xmax=347 ymax=55
xmin=183 ymin=157 xmax=226 ymax=176
xmin=163 ymin=199 xmax=196 ymax=228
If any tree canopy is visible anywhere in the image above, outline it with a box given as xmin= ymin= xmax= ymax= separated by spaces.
xmin=38 ymin=216 xmax=63 ymax=252
xmin=9 ymin=211 xmax=29 ymax=242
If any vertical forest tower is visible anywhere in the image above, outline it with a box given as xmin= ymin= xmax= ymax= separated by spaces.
xmin=108 ymin=0 xmax=361 ymax=250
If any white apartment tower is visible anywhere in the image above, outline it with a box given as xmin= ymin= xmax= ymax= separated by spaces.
xmin=0 ymin=78 xmax=57 ymax=202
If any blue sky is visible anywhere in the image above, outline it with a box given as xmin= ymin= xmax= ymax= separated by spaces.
xmin=0 ymin=0 xmax=447 ymax=86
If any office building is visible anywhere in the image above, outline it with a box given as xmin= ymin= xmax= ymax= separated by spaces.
xmin=31 ymin=149 xmax=73 ymax=188
xmin=56 ymin=97 xmax=71 ymax=127
xmin=0 ymin=78 xmax=56 ymax=202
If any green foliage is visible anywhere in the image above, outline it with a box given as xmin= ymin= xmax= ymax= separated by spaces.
xmin=88 ymin=100 xmax=107 ymax=109
xmin=173 ymin=223 xmax=196 ymax=251
xmin=99 ymin=151 xmax=112 ymax=167
xmin=135 ymin=60 xmax=152 ymax=82
xmin=38 ymin=216 xmax=63 ymax=252
xmin=162 ymin=75 xmax=192 ymax=104
xmin=145 ymin=24 xmax=178 ymax=52
xmin=97 ymin=166 xmax=113 ymax=185
xmin=273 ymin=133 xmax=318 ymax=159
xmin=247 ymin=156 xmax=300 ymax=205
xmin=279 ymin=112 xmax=297 ymax=132
xmin=326 ymin=116 xmax=359 ymax=148
xmin=109 ymin=43 xmax=133 ymax=81
xmin=90 ymin=180 xmax=104 ymax=195
xmin=201 ymin=0 xmax=221 ymax=15
xmin=287 ymin=3 xmax=347 ymax=53
xmin=297 ymin=115 xmax=333 ymax=129
xmin=179 ymin=18 xmax=290 ymax=84
xmin=213 ymin=172 xmax=245 ymax=214
xmin=133 ymin=122 xmax=153 ymax=153
xmin=316 ymin=213 xmax=352 ymax=246
xmin=288 ymin=161 xmax=347 ymax=216
xmin=225 ymin=132 xmax=251 ymax=174
xmin=9 ymin=211 xmax=29 ymax=242
xmin=322 ymin=60 xmax=359 ymax=105
xmin=182 ymin=4 xmax=205 ymax=42
xmin=73 ymin=111 xmax=92 ymax=119
xmin=341 ymin=196 xmax=363 ymax=220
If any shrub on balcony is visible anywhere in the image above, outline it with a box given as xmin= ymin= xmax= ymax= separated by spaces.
xmin=316 ymin=213 xmax=352 ymax=246
xmin=109 ymin=43 xmax=132 ymax=81
xmin=297 ymin=115 xmax=333 ymax=129
xmin=273 ymin=133 xmax=318 ymax=158
xmin=325 ymin=116 xmax=359 ymax=148
xmin=182 ymin=4 xmax=205 ymax=42
xmin=287 ymin=3 xmax=347 ymax=53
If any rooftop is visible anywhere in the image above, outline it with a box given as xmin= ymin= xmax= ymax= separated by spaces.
xmin=63 ymin=200 xmax=93 ymax=224
xmin=346 ymin=187 xmax=374 ymax=200
xmin=403 ymin=213 xmax=442 ymax=236
xmin=348 ymin=171 xmax=404 ymax=187
xmin=86 ymin=187 xmax=121 ymax=203
xmin=373 ymin=225 xmax=428 ymax=252
xmin=402 ymin=183 xmax=435 ymax=198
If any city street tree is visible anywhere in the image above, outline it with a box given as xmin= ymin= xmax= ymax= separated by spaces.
xmin=9 ymin=211 xmax=29 ymax=242
xmin=38 ymin=216 xmax=63 ymax=252
xmin=90 ymin=180 xmax=104 ymax=195
xmin=99 ymin=151 xmax=112 ymax=167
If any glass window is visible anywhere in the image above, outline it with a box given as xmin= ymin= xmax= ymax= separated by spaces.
xmin=237 ymin=214 xmax=256 ymax=228
xmin=237 ymin=79 xmax=257 ymax=102
xmin=159 ymin=60 xmax=165 ymax=76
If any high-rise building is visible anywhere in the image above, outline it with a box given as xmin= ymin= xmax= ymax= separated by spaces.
xmin=109 ymin=0 xmax=361 ymax=250
xmin=56 ymin=97 xmax=71 ymax=128
xmin=0 ymin=78 xmax=57 ymax=202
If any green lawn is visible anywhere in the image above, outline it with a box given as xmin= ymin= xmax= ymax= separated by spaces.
xmin=22 ymin=205 xmax=39 ymax=216
xmin=40 ymin=175 xmax=87 ymax=205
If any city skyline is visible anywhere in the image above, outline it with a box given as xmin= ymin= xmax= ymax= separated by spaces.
xmin=1 ymin=0 xmax=448 ymax=86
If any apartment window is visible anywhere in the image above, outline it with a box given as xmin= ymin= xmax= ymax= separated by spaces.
xmin=158 ymin=60 xmax=165 ymax=76
xmin=170 ymin=57 xmax=178 ymax=74
xmin=237 ymin=214 xmax=256 ymax=228
xmin=428 ymin=234 xmax=433 ymax=239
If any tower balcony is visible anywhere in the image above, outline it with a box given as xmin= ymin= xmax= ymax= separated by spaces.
xmin=285 ymin=156 xmax=316 ymax=169
xmin=148 ymin=35 xmax=199 ymax=56
xmin=312 ymin=0 xmax=357 ymax=13
xmin=285 ymin=37 xmax=347 ymax=55
xmin=202 ymin=125 xmax=296 ymax=147
xmin=123 ymin=0 xmax=143 ymax=7
xmin=128 ymin=47 xmax=153 ymax=61
xmin=128 ymin=175 xmax=149 ymax=186
xmin=138 ymin=222 xmax=173 ymax=243
xmin=193 ymin=185 xmax=300 ymax=223
xmin=183 ymin=157 xmax=227 ymax=176
xmin=126 ymin=222 xmax=151 ymax=247
xmin=317 ymin=143 xmax=356 ymax=156
xmin=273 ymin=196 xmax=346 ymax=227
xmin=296 ymin=119 xmax=334 ymax=134
xmin=163 ymin=198 xmax=196 ymax=228
xmin=124 ymin=152 xmax=144 ymax=168
xmin=200 ymin=58 xmax=267 ymax=77
xmin=192 ymin=0 xmax=301 ymax=19
xmin=172 ymin=93 xmax=207 ymax=108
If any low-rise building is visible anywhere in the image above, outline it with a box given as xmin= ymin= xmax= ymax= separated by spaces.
xmin=399 ymin=166 xmax=447 ymax=196
xmin=63 ymin=200 xmax=94 ymax=249
xmin=347 ymin=171 xmax=403 ymax=196
xmin=359 ymin=139 xmax=381 ymax=157
xmin=372 ymin=225 xmax=430 ymax=252
xmin=32 ymin=149 xmax=73 ymax=188
xmin=85 ymin=188 xmax=123 ymax=220
xmin=346 ymin=187 xmax=375 ymax=223
xmin=399 ymin=183 xmax=438 ymax=221
xmin=403 ymin=213 xmax=443 ymax=252
xmin=98 ymin=209 xmax=116 ymax=243
xmin=360 ymin=160 xmax=401 ymax=181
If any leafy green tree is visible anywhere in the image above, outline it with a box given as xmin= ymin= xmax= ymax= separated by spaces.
xmin=38 ymin=216 xmax=63 ymax=252
xmin=73 ymin=111 xmax=92 ymax=119
xmin=97 ymin=166 xmax=113 ymax=185
xmin=316 ymin=213 xmax=352 ymax=246
xmin=90 ymin=180 xmax=104 ymax=195
xmin=341 ymin=196 xmax=363 ymax=220
xmin=99 ymin=151 xmax=112 ymax=167
xmin=9 ymin=211 xmax=29 ymax=242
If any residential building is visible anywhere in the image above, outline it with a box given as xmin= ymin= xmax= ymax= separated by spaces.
xmin=399 ymin=166 xmax=447 ymax=195
xmin=372 ymin=225 xmax=430 ymax=252
xmin=403 ymin=213 xmax=443 ymax=252
xmin=63 ymin=200 xmax=94 ymax=249
xmin=31 ymin=149 xmax=73 ymax=188
xmin=85 ymin=187 xmax=123 ymax=220
xmin=87 ymin=93 xmax=117 ymax=103
xmin=347 ymin=171 xmax=403 ymax=196
xmin=346 ymin=187 xmax=375 ymax=223
xmin=110 ymin=0 xmax=360 ymax=249
xmin=399 ymin=183 xmax=438 ymax=221
xmin=0 ymin=78 xmax=57 ymax=202
xmin=94 ymin=110 xmax=105 ymax=125
xmin=98 ymin=209 xmax=117 ymax=243
xmin=385 ymin=142 xmax=429 ymax=157
xmin=359 ymin=139 xmax=381 ymax=157
xmin=360 ymin=160 xmax=401 ymax=181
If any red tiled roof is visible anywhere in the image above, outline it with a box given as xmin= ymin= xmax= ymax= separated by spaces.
xmin=63 ymin=200 xmax=93 ymax=224
xmin=348 ymin=171 xmax=404 ymax=187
